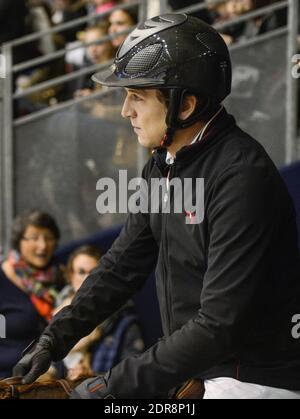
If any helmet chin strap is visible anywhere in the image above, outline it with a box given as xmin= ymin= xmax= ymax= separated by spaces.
xmin=160 ymin=88 xmax=212 ymax=148
xmin=160 ymin=127 xmax=176 ymax=147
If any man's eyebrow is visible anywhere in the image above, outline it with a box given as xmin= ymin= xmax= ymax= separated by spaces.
xmin=127 ymin=89 xmax=146 ymax=95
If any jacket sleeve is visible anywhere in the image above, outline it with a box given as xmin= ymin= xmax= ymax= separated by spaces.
xmin=102 ymin=165 xmax=286 ymax=398
xmin=44 ymin=166 xmax=159 ymax=360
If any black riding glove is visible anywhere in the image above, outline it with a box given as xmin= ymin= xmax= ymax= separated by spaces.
xmin=13 ymin=335 xmax=54 ymax=384
xmin=70 ymin=374 xmax=115 ymax=399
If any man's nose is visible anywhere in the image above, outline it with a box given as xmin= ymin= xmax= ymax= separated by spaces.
xmin=121 ymin=96 xmax=133 ymax=119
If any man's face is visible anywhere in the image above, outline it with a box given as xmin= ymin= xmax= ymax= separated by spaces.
xmin=121 ymin=89 xmax=167 ymax=148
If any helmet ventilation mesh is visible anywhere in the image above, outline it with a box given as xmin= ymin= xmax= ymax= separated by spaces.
xmin=125 ymin=44 xmax=163 ymax=75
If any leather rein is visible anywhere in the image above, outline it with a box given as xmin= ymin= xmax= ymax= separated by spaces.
xmin=0 ymin=377 xmax=73 ymax=399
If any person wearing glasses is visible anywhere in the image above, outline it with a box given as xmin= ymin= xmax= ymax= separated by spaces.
xmin=53 ymin=245 xmax=144 ymax=381
xmin=0 ymin=209 xmax=63 ymax=379
xmin=52 ymin=245 xmax=103 ymax=381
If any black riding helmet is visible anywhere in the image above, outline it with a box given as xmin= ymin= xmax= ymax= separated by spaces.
xmin=93 ymin=13 xmax=232 ymax=146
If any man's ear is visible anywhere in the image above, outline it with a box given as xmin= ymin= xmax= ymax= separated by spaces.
xmin=178 ymin=95 xmax=197 ymax=121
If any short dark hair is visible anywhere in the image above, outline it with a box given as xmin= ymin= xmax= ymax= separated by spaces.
xmin=156 ymin=89 xmax=209 ymax=121
xmin=11 ymin=209 xmax=61 ymax=251
xmin=156 ymin=89 xmax=170 ymax=107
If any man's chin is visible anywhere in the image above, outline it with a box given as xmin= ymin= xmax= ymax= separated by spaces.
xmin=137 ymin=136 xmax=160 ymax=149
xmin=137 ymin=136 xmax=148 ymax=147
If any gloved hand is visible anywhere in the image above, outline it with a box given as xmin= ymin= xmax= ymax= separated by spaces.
xmin=70 ymin=374 xmax=115 ymax=399
xmin=13 ymin=335 xmax=54 ymax=384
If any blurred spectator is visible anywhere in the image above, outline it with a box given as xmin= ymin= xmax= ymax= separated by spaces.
xmin=0 ymin=210 xmax=64 ymax=378
xmin=15 ymin=53 xmax=66 ymax=116
xmin=93 ymin=0 xmax=117 ymax=15
xmin=84 ymin=23 xmax=114 ymax=65
xmin=28 ymin=0 xmax=56 ymax=55
xmin=53 ymin=246 xmax=103 ymax=380
xmin=72 ymin=23 xmax=114 ymax=97
xmin=13 ymin=0 xmax=67 ymax=116
xmin=53 ymin=245 xmax=144 ymax=380
xmin=91 ymin=299 xmax=145 ymax=375
xmin=52 ymin=0 xmax=88 ymax=43
xmin=209 ymin=0 xmax=287 ymax=45
xmin=0 ymin=0 xmax=43 ymax=66
xmin=168 ymin=0 xmax=213 ymax=24
xmin=108 ymin=6 xmax=138 ymax=49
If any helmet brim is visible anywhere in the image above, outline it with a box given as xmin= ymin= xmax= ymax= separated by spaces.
xmin=92 ymin=65 xmax=165 ymax=88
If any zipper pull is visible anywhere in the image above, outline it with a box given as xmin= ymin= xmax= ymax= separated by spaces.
xmin=163 ymin=168 xmax=171 ymax=210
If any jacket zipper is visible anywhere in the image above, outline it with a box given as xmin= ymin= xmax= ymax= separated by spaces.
xmin=162 ymin=165 xmax=175 ymax=334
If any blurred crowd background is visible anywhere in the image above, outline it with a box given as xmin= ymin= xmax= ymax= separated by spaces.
xmin=0 ymin=0 xmax=292 ymax=117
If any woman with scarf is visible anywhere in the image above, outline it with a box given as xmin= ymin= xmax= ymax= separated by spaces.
xmin=0 ymin=210 xmax=63 ymax=379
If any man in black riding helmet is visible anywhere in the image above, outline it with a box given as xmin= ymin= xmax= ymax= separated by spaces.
xmin=14 ymin=14 xmax=300 ymax=399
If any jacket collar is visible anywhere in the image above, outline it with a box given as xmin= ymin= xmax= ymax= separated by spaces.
xmin=152 ymin=107 xmax=236 ymax=175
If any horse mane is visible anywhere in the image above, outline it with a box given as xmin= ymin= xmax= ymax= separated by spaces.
xmin=0 ymin=376 xmax=94 ymax=399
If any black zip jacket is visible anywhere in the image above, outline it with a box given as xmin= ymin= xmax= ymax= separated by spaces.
xmin=45 ymin=108 xmax=300 ymax=397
